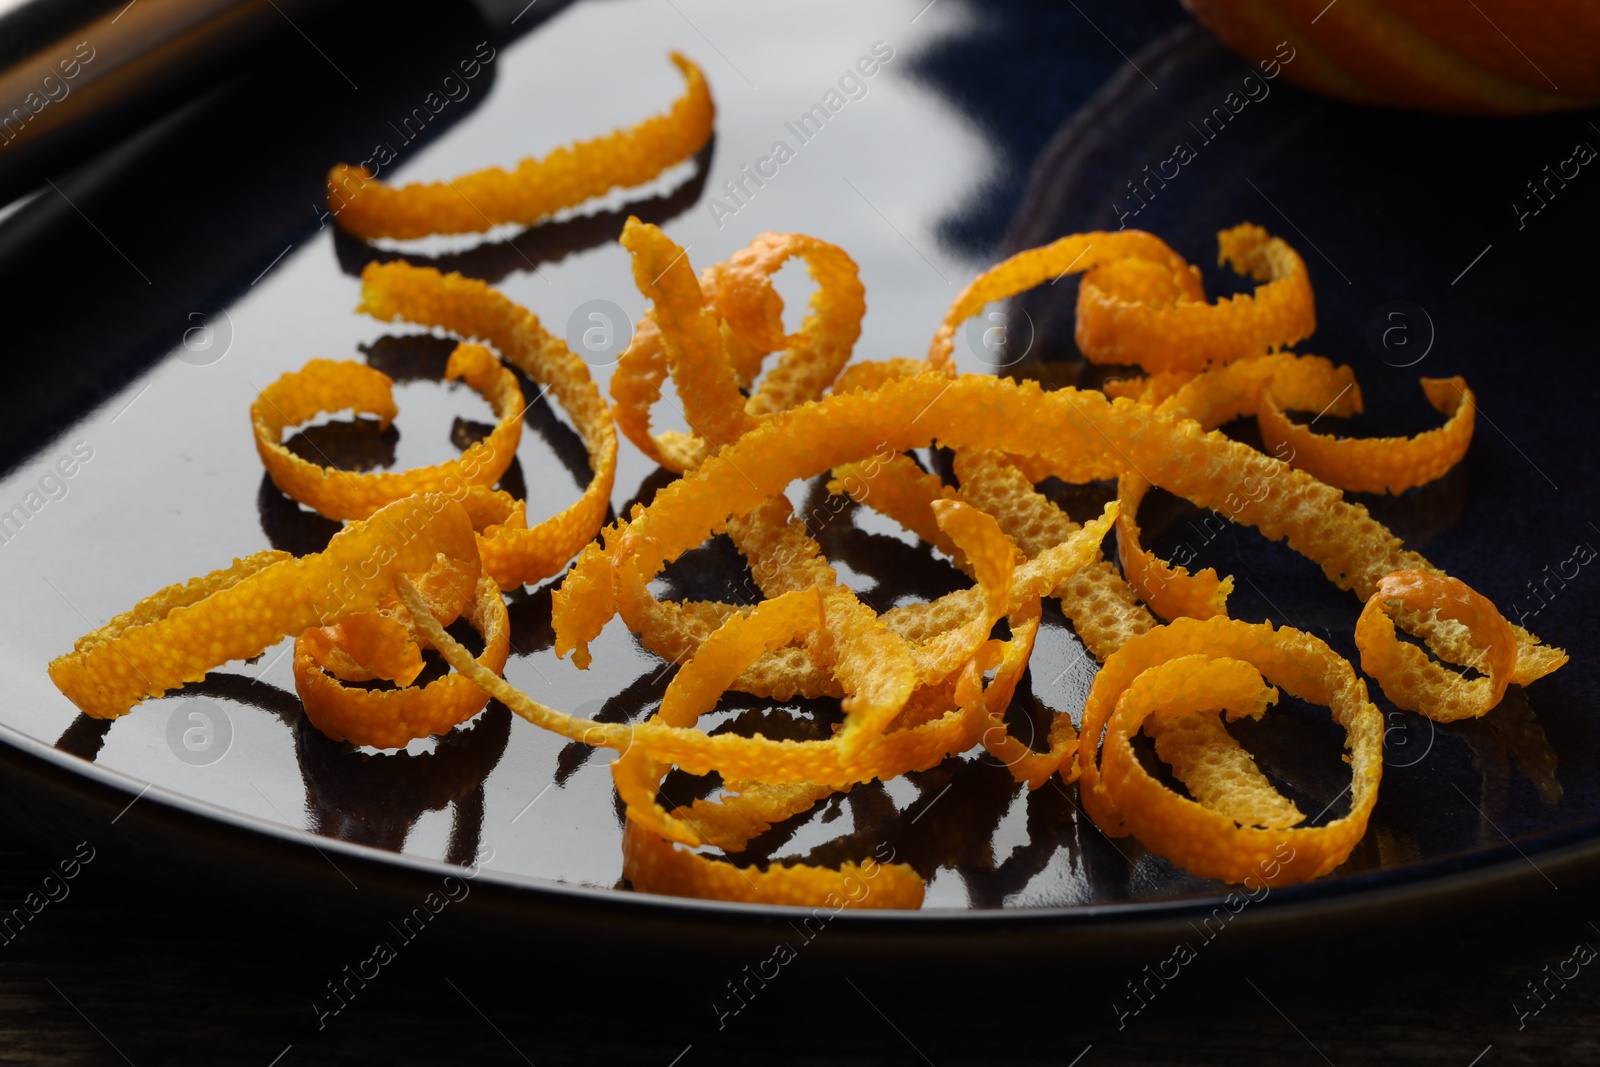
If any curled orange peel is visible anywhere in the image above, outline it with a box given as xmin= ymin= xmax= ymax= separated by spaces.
xmin=1355 ymin=569 xmax=1519 ymax=722
xmin=1258 ymin=376 xmax=1475 ymax=495
xmin=1115 ymin=473 xmax=1236 ymax=623
xmin=610 ymin=224 xmax=865 ymax=473
xmin=621 ymin=818 xmax=926 ymax=909
xmin=709 ymin=231 xmax=865 ymax=418
xmin=619 ymin=220 xmax=751 ymax=453
xmin=358 ymin=260 xmax=617 ymax=590
xmin=252 ymin=345 xmax=523 ymax=523
xmin=328 ymin=53 xmax=714 ymax=241
xmin=928 ymin=230 xmax=1192 ymax=374
xmin=48 ymin=494 xmax=480 ymax=719
xmin=1080 ymin=617 xmax=1383 ymax=885
xmin=1076 ymin=223 xmax=1316 ymax=372
xmin=295 ymin=574 xmax=510 ymax=749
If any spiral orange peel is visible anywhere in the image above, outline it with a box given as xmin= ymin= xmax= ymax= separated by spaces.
xmin=252 ymin=345 xmax=523 ymax=523
xmin=1092 ymin=622 xmax=1383 ymax=885
xmin=1076 ymin=223 xmax=1316 ymax=372
xmin=358 ymin=260 xmax=617 ymax=590
xmin=1355 ymin=569 xmax=1520 ymax=722
xmin=1258 ymin=376 xmax=1475 ymax=495
xmin=927 ymin=230 xmax=1192 ymax=374
xmin=295 ymin=574 xmax=510 ymax=748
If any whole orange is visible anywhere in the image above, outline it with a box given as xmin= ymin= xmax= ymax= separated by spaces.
xmin=1182 ymin=0 xmax=1600 ymax=114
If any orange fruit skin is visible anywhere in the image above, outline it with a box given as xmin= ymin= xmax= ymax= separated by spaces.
xmin=1184 ymin=0 xmax=1600 ymax=114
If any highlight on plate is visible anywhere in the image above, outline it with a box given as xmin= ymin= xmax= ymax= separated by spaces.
xmin=48 ymin=52 xmax=1566 ymax=911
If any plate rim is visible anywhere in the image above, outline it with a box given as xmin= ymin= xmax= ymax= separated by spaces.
xmin=5 ymin=714 xmax=1597 ymax=935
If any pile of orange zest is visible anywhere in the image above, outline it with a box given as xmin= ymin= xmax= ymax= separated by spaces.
xmin=401 ymin=551 xmax=1049 ymax=794
xmin=604 ymin=223 xmax=870 ymax=704
xmin=327 ymin=53 xmax=714 ymax=241
xmin=53 ymin=209 xmax=1572 ymax=911
xmin=848 ymin=443 xmax=1307 ymax=818
xmin=296 ymin=574 xmax=510 ymax=748
xmin=48 ymin=495 xmax=478 ymax=719
xmin=838 ymin=444 xmax=1305 ymax=815
xmin=358 ymin=260 xmax=617 ymax=591
xmin=1355 ymin=569 xmax=1519 ymax=722
xmin=1258 ymin=376 xmax=1475 ymax=494
xmin=550 ymin=371 xmax=1563 ymax=788
xmin=1076 ymin=223 xmax=1315 ymax=372
xmin=252 ymin=343 xmax=523 ymax=522
xmin=1088 ymin=618 xmax=1383 ymax=884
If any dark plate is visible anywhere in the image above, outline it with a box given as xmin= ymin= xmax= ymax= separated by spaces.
xmin=0 ymin=0 xmax=1597 ymax=965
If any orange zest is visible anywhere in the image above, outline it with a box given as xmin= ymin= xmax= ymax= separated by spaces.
xmin=295 ymin=574 xmax=510 ymax=748
xmin=328 ymin=53 xmax=714 ymax=241
xmin=252 ymin=344 xmax=523 ymax=522
xmin=1258 ymin=376 xmax=1475 ymax=495
xmin=49 ymin=495 xmax=479 ymax=719
xmin=1089 ymin=619 xmax=1383 ymax=885
xmin=358 ymin=260 xmax=617 ymax=590
xmin=1355 ymin=569 xmax=1520 ymax=722
xmin=1076 ymin=223 xmax=1315 ymax=372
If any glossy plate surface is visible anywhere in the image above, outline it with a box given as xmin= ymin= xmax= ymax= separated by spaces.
xmin=0 ymin=0 xmax=1595 ymax=940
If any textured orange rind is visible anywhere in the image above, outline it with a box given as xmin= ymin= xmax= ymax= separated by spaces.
xmin=358 ymin=261 xmax=617 ymax=590
xmin=1076 ymin=224 xmax=1315 ymax=373
xmin=610 ymin=224 xmax=864 ymax=473
xmin=1258 ymin=376 xmax=1475 ymax=495
xmin=1355 ymin=569 xmax=1519 ymax=722
xmin=252 ymin=344 xmax=523 ymax=523
xmin=48 ymin=495 xmax=480 ymax=719
xmin=295 ymin=574 xmax=510 ymax=748
xmin=328 ymin=53 xmax=714 ymax=241
xmin=927 ymin=230 xmax=1194 ymax=374
xmin=1086 ymin=617 xmax=1383 ymax=885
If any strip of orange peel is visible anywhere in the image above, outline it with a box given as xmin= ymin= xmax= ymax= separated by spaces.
xmin=1258 ymin=376 xmax=1475 ymax=495
xmin=328 ymin=53 xmax=714 ymax=241
xmin=1355 ymin=569 xmax=1518 ymax=722
xmin=49 ymin=494 xmax=479 ymax=719
xmin=252 ymin=344 xmax=523 ymax=522
xmin=1076 ymin=223 xmax=1316 ymax=372
xmin=295 ymin=574 xmax=510 ymax=748
xmin=1092 ymin=620 xmax=1383 ymax=884
xmin=358 ymin=260 xmax=617 ymax=590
